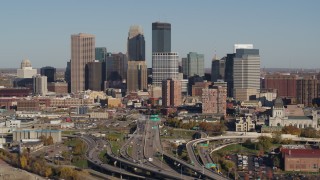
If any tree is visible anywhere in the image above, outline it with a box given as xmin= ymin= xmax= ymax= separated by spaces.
xmin=282 ymin=125 xmax=301 ymax=136
xmin=44 ymin=167 xmax=53 ymax=177
xmin=19 ymin=155 xmax=28 ymax=169
xmin=272 ymin=132 xmax=282 ymax=144
xmin=257 ymin=136 xmax=272 ymax=151
xmin=301 ymin=127 xmax=318 ymax=138
xmin=46 ymin=136 xmax=54 ymax=145
xmin=59 ymin=167 xmax=74 ymax=180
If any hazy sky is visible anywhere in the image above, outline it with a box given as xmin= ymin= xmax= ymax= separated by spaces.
xmin=0 ymin=0 xmax=319 ymax=69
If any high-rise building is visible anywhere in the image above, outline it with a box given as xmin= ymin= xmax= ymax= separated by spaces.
xmin=211 ymin=57 xmax=225 ymax=82
xmin=105 ymin=53 xmax=127 ymax=82
xmin=264 ymin=73 xmax=298 ymax=99
xmin=182 ymin=52 xmax=204 ymax=78
xmin=85 ymin=61 xmax=103 ymax=91
xmin=128 ymin=25 xmax=145 ymax=61
xmin=297 ymin=76 xmax=318 ymax=107
xmin=71 ymin=33 xmax=95 ymax=93
xmin=234 ymin=44 xmax=253 ymax=53
xmin=127 ymin=61 xmax=147 ymax=92
xmin=152 ymin=52 xmax=179 ymax=87
xmin=162 ymin=79 xmax=182 ymax=107
xmin=95 ymin=47 xmax=107 ymax=62
xmin=33 ymin=74 xmax=47 ymax=96
xmin=17 ymin=59 xmax=37 ymax=78
xmin=202 ymin=85 xmax=227 ymax=115
xmin=152 ymin=22 xmax=171 ymax=53
xmin=127 ymin=25 xmax=147 ymax=93
xmin=192 ymin=81 xmax=212 ymax=97
xmin=233 ymin=49 xmax=260 ymax=101
xmin=65 ymin=60 xmax=71 ymax=93
xmin=224 ymin=53 xmax=236 ymax=97
xmin=40 ymin=66 xmax=56 ymax=83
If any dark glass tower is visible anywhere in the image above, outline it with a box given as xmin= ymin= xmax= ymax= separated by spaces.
xmin=152 ymin=22 xmax=171 ymax=52
xmin=128 ymin=25 xmax=145 ymax=61
xmin=95 ymin=47 xmax=107 ymax=62
xmin=40 ymin=66 xmax=56 ymax=82
xmin=224 ymin=53 xmax=235 ymax=97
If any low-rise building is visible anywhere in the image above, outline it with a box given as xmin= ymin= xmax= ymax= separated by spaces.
xmin=235 ymin=115 xmax=255 ymax=132
xmin=281 ymin=148 xmax=320 ymax=172
xmin=13 ymin=129 xmax=62 ymax=143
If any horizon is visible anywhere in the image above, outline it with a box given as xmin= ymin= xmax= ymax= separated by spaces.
xmin=0 ymin=1 xmax=319 ymax=69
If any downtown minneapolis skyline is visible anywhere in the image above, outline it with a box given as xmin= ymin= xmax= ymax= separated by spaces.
xmin=0 ymin=0 xmax=319 ymax=69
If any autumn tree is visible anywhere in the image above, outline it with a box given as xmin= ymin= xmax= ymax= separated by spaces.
xmin=301 ymin=127 xmax=318 ymax=138
xmin=19 ymin=155 xmax=28 ymax=169
xmin=282 ymin=125 xmax=301 ymax=136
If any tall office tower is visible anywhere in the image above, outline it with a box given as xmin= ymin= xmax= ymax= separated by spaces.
xmin=152 ymin=22 xmax=171 ymax=52
xmin=128 ymin=25 xmax=145 ymax=61
xmin=95 ymin=47 xmax=107 ymax=62
xmin=264 ymin=73 xmax=298 ymax=99
xmin=127 ymin=25 xmax=147 ymax=92
xmin=233 ymin=49 xmax=260 ymax=101
xmin=162 ymin=79 xmax=182 ymax=107
xmin=105 ymin=53 xmax=128 ymax=82
xmin=202 ymin=85 xmax=227 ymax=115
xmin=64 ymin=60 xmax=71 ymax=93
xmin=85 ymin=61 xmax=103 ymax=91
xmin=224 ymin=53 xmax=236 ymax=97
xmin=234 ymin=44 xmax=253 ymax=53
xmin=71 ymin=33 xmax=95 ymax=93
xmin=152 ymin=52 xmax=179 ymax=87
xmin=33 ymin=74 xmax=47 ymax=96
xmin=211 ymin=57 xmax=226 ymax=82
xmin=182 ymin=52 xmax=204 ymax=78
xmin=127 ymin=61 xmax=147 ymax=92
xmin=297 ymin=76 xmax=318 ymax=107
xmin=40 ymin=66 xmax=56 ymax=83
xmin=17 ymin=59 xmax=37 ymax=78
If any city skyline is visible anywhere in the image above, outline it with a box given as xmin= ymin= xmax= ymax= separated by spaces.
xmin=0 ymin=1 xmax=319 ymax=68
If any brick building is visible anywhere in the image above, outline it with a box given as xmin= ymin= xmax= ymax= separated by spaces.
xmin=264 ymin=74 xmax=298 ymax=99
xmin=281 ymin=148 xmax=320 ymax=172
xmin=201 ymin=85 xmax=227 ymax=115
xmin=47 ymin=82 xmax=68 ymax=94
xmin=192 ymin=81 xmax=212 ymax=97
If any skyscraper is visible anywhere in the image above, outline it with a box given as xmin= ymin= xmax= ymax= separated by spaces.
xmin=182 ymin=52 xmax=204 ymax=78
xmin=297 ymin=76 xmax=318 ymax=107
xmin=234 ymin=44 xmax=253 ymax=53
xmin=127 ymin=25 xmax=147 ymax=92
xmin=233 ymin=49 xmax=260 ymax=101
xmin=85 ymin=61 xmax=103 ymax=91
xmin=224 ymin=53 xmax=236 ymax=97
xmin=152 ymin=22 xmax=171 ymax=53
xmin=211 ymin=57 xmax=225 ymax=82
xmin=71 ymin=33 xmax=95 ymax=93
xmin=128 ymin=25 xmax=145 ymax=61
xmin=33 ymin=74 xmax=47 ymax=96
xmin=40 ymin=66 xmax=56 ymax=83
xmin=95 ymin=47 xmax=107 ymax=62
xmin=152 ymin=52 xmax=179 ymax=87
xmin=162 ymin=79 xmax=182 ymax=107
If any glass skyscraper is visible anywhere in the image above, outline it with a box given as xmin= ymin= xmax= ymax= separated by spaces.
xmin=95 ymin=47 xmax=107 ymax=62
xmin=152 ymin=22 xmax=171 ymax=53
xmin=128 ymin=25 xmax=145 ymax=61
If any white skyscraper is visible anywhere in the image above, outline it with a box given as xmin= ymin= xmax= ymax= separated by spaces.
xmin=234 ymin=44 xmax=253 ymax=53
xmin=152 ymin=52 xmax=179 ymax=87
xmin=33 ymin=74 xmax=47 ymax=96
xmin=233 ymin=49 xmax=260 ymax=101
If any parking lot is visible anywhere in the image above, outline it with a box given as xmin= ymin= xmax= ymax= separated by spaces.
xmin=228 ymin=154 xmax=274 ymax=179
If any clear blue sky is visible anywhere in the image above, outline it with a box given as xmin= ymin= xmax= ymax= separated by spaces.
xmin=0 ymin=0 xmax=319 ymax=69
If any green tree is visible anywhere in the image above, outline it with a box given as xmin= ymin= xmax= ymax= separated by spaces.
xmin=257 ymin=136 xmax=272 ymax=151
xmin=46 ymin=136 xmax=54 ymax=145
xmin=59 ymin=167 xmax=74 ymax=180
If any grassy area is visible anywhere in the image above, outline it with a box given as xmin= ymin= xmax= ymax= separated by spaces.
xmin=214 ymin=143 xmax=259 ymax=155
xmin=161 ymin=128 xmax=195 ymax=139
xmin=98 ymin=150 xmax=108 ymax=163
xmin=106 ymin=132 xmax=125 ymax=154
xmin=62 ymin=130 xmax=75 ymax=135
xmin=73 ymin=159 xmax=88 ymax=168
xmin=127 ymin=146 xmax=133 ymax=157
xmin=64 ymin=138 xmax=82 ymax=147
